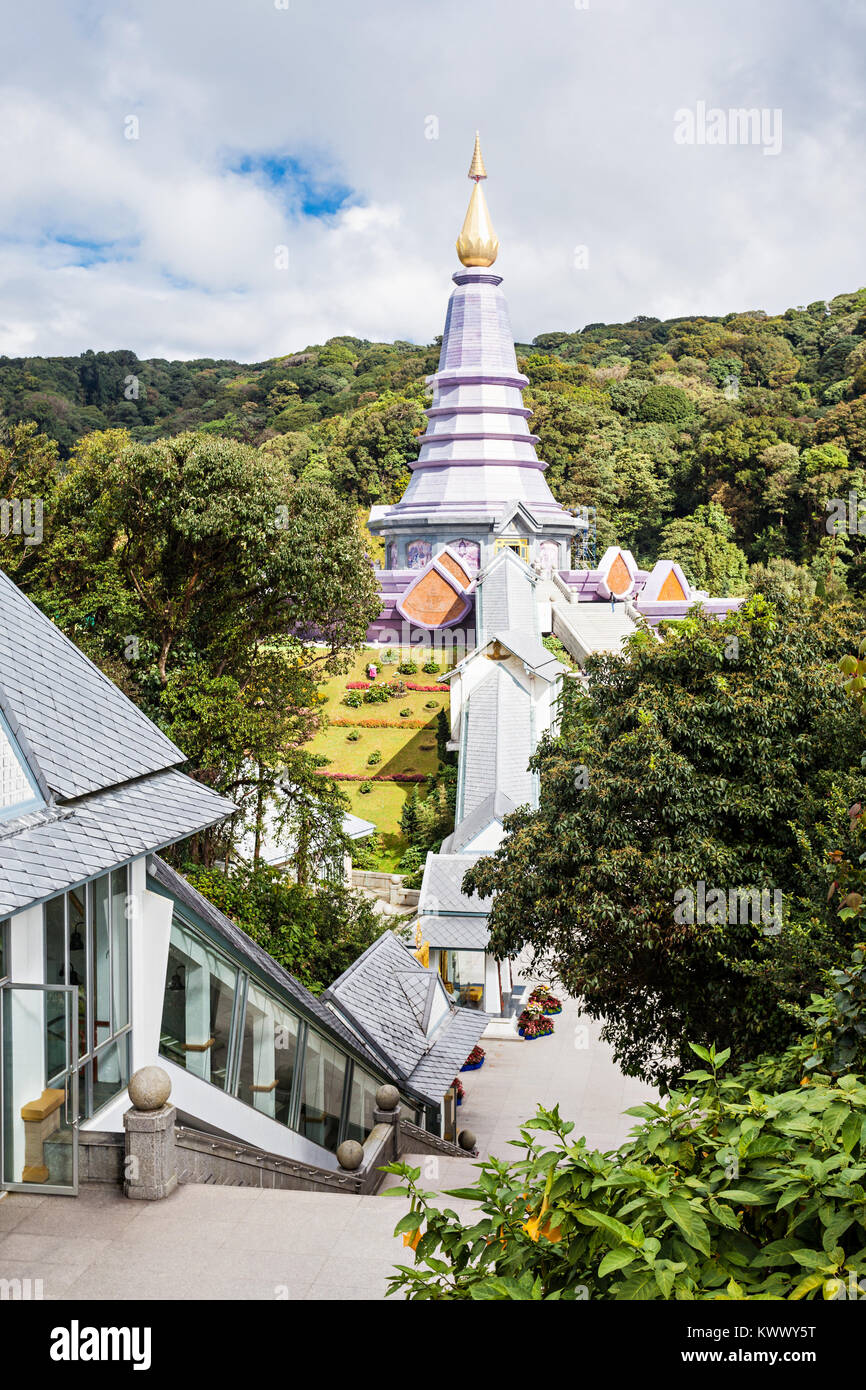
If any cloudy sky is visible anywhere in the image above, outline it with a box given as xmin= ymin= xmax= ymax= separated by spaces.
xmin=1 ymin=0 xmax=864 ymax=361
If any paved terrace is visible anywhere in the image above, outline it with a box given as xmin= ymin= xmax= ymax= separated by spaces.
xmin=0 ymin=995 xmax=655 ymax=1300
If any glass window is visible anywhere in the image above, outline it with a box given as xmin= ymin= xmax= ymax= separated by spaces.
xmin=67 ymin=886 xmax=88 ymax=1059
xmin=345 ymin=1065 xmax=381 ymax=1144
xmin=297 ymin=1031 xmax=346 ymax=1153
xmin=91 ymin=1034 xmax=130 ymax=1115
xmin=426 ymin=978 xmax=451 ymax=1036
xmin=92 ymin=874 xmax=111 ymax=1049
xmin=440 ymin=950 xmax=485 ymax=1009
xmin=0 ymin=918 xmax=8 ymax=981
xmin=236 ymin=983 xmax=299 ymax=1126
xmin=0 ymin=710 xmax=42 ymax=822
xmin=160 ymin=918 xmax=238 ymax=1091
xmin=111 ymin=869 xmax=129 ymax=1031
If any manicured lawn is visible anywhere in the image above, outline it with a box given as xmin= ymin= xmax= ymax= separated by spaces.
xmin=311 ymin=647 xmax=450 ymax=870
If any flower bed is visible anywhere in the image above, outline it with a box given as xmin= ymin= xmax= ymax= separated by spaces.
xmin=316 ymin=771 xmax=427 ymax=783
xmin=461 ymin=1044 xmax=486 ymax=1072
xmin=518 ymin=1006 xmax=555 ymax=1040
xmin=529 ymin=986 xmax=563 ymax=1016
xmin=328 ymin=718 xmax=431 ymax=729
xmin=344 ymin=681 xmax=449 ymax=694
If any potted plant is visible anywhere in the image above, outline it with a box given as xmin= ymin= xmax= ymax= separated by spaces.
xmin=451 ymin=1076 xmax=465 ymax=1105
xmin=461 ymin=1044 xmax=486 ymax=1072
xmin=518 ymin=1004 xmax=554 ymax=1040
xmin=529 ymin=985 xmax=562 ymax=1016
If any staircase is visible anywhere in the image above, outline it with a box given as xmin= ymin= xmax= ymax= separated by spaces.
xmin=552 ymin=601 xmax=637 ymax=665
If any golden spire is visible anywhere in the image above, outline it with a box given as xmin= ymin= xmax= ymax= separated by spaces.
xmin=457 ymin=132 xmax=499 ymax=267
xmin=468 ymin=131 xmax=487 ymax=181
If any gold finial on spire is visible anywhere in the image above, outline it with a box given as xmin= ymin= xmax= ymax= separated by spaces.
xmin=457 ymin=133 xmax=499 ymax=267
xmin=468 ymin=131 xmax=487 ymax=181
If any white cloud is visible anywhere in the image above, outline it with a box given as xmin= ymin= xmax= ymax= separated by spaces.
xmin=0 ymin=0 xmax=863 ymax=359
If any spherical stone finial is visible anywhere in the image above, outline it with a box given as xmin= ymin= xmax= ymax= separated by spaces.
xmin=375 ymin=1084 xmax=400 ymax=1112
xmin=458 ymin=1130 xmax=476 ymax=1152
xmin=337 ymin=1140 xmax=365 ymax=1171
xmin=128 ymin=1065 xmax=171 ymax=1112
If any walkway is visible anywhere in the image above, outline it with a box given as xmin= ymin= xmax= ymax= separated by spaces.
xmin=0 ymin=993 xmax=655 ymax=1300
xmin=552 ymin=600 xmax=637 ymax=663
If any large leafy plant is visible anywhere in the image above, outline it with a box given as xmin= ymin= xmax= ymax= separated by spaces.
xmin=385 ymin=1037 xmax=866 ymax=1300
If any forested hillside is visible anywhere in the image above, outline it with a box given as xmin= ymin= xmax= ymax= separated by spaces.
xmin=2 ymin=287 xmax=866 ymax=594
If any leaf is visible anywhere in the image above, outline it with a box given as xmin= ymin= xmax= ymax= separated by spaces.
xmin=574 ymin=1209 xmax=640 ymax=1246
xmin=661 ymin=1196 xmax=711 ymax=1255
xmin=789 ymin=1272 xmax=830 ymax=1301
xmin=393 ymin=1211 xmax=423 ymax=1237
xmin=598 ymin=1247 xmax=638 ymax=1277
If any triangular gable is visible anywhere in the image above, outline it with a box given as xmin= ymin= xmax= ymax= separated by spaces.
xmin=0 ymin=702 xmax=44 ymax=823
xmin=640 ymin=559 xmax=692 ymax=604
xmin=494 ymin=499 xmax=544 ymax=536
xmin=595 ymin=546 xmax=638 ymax=600
xmin=396 ymin=546 xmax=473 ymax=630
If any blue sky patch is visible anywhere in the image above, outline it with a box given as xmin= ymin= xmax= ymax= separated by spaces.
xmin=226 ymin=151 xmax=354 ymax=218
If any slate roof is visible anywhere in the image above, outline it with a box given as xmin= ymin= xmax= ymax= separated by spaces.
xmin=490 ymin=629 xmax=565 ymax=682
xmin=0 ymin=772 xmax=237 ymax=917
xmin=418 ymin=852 xmax=493 ymax=916
xmin=324 ymin=930 xmax=488 ymax=1104
xmin=0 ymin=569 xmax=185 ymax=801
xmin=416 ymin=914 xmax=491 ymax=950
xmin=148 ymin=856 xmax=387 ymax=1071
xmin=440 ymin=789 xmax=516 ymax=854
xmin=0 ymin=568 xmax=237 ymax=914
xmin=459 ymin=664 xmax=534 ymax=823
xmin=475 ymin=548 xmax=538 ymax=643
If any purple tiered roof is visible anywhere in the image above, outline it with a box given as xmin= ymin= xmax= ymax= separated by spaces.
xmin=370 ymin=266 xmax=580 ymax=530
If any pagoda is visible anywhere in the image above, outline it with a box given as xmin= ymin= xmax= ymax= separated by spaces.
xmin=368 ymin=136 xmax=584 ymax=632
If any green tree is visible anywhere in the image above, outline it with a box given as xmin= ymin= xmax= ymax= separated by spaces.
xmin=658 ymin=502 xmax=748 ymax=595
xmin=463 ymin=597 xmax=864 ymax=1085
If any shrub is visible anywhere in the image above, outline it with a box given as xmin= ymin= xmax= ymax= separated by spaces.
xmin=400 ymin=707 xmax=412 ymax=718
xmin=385 ymin=679 xmax=407 ymax=697
xmin=363 ymin=684 xmax=391 ymax=704
xmin=422 ymin=659 xmax=440 ymax=674
xmin=358 ymin=780 xmax=373 ymax=795
xmin=342 ymin=690 xmax=363 ymax=709
xmin=347 ymin=730 xmax=361 ymax=742
xmin=385 ymin=1028 xmax=866 ymax=1300
xmin=367 ymin=750 xmax=382 ymax=766
xmin=381 ymin=648 xmax=396 ymax=664
xmin=637 ymin=382 xmax=696 ymax=424
xmin=398 ymin=660 xmax=418 ymax=675
xmin=424 ymin=700 xmax=439 ymax=710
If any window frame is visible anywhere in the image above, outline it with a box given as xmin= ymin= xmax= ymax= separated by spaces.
xmin=42 ymin=866 xmax=133 ymax=1118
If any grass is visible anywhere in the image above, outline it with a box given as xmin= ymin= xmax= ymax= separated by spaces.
xmin=310 ymin=648 xmax=449 ymax=870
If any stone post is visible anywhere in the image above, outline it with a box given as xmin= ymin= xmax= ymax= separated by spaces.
xmin=123 ymin=1065 xmax=177 ymax=1201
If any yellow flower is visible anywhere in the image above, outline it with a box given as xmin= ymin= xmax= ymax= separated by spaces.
xmin=402 ymin=1228 xmax=422 ymax=1250
xmin=522 ymin=1214 xmax=542 ymax=1243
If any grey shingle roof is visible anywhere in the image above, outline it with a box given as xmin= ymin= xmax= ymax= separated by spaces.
xmin=459 ymin=664 xmax=534 ymax=822
xmin=0 ymin=772 xmax=237 ymax=917
xmin=440 ymin=789 xmax=516 ymax=853
xmin=324 ymin=931 xmax=488 ymax=1104
xmin=490 ymin=629 xmax=565 ymax=681
xmin=418 ymin=852 xmax=493 ymax=916
xmin=147 ymin=856 xmax=387 ymax=1071
xmin=409 ymin=1005 xmax=489 ymax=1099
xmin=0 ymin=569 xmax=185 ymax=801
xmin=475 ymin=548 xmax=538 ymax=643
xmin=417 ymin=914 xmax=490 ymax=950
